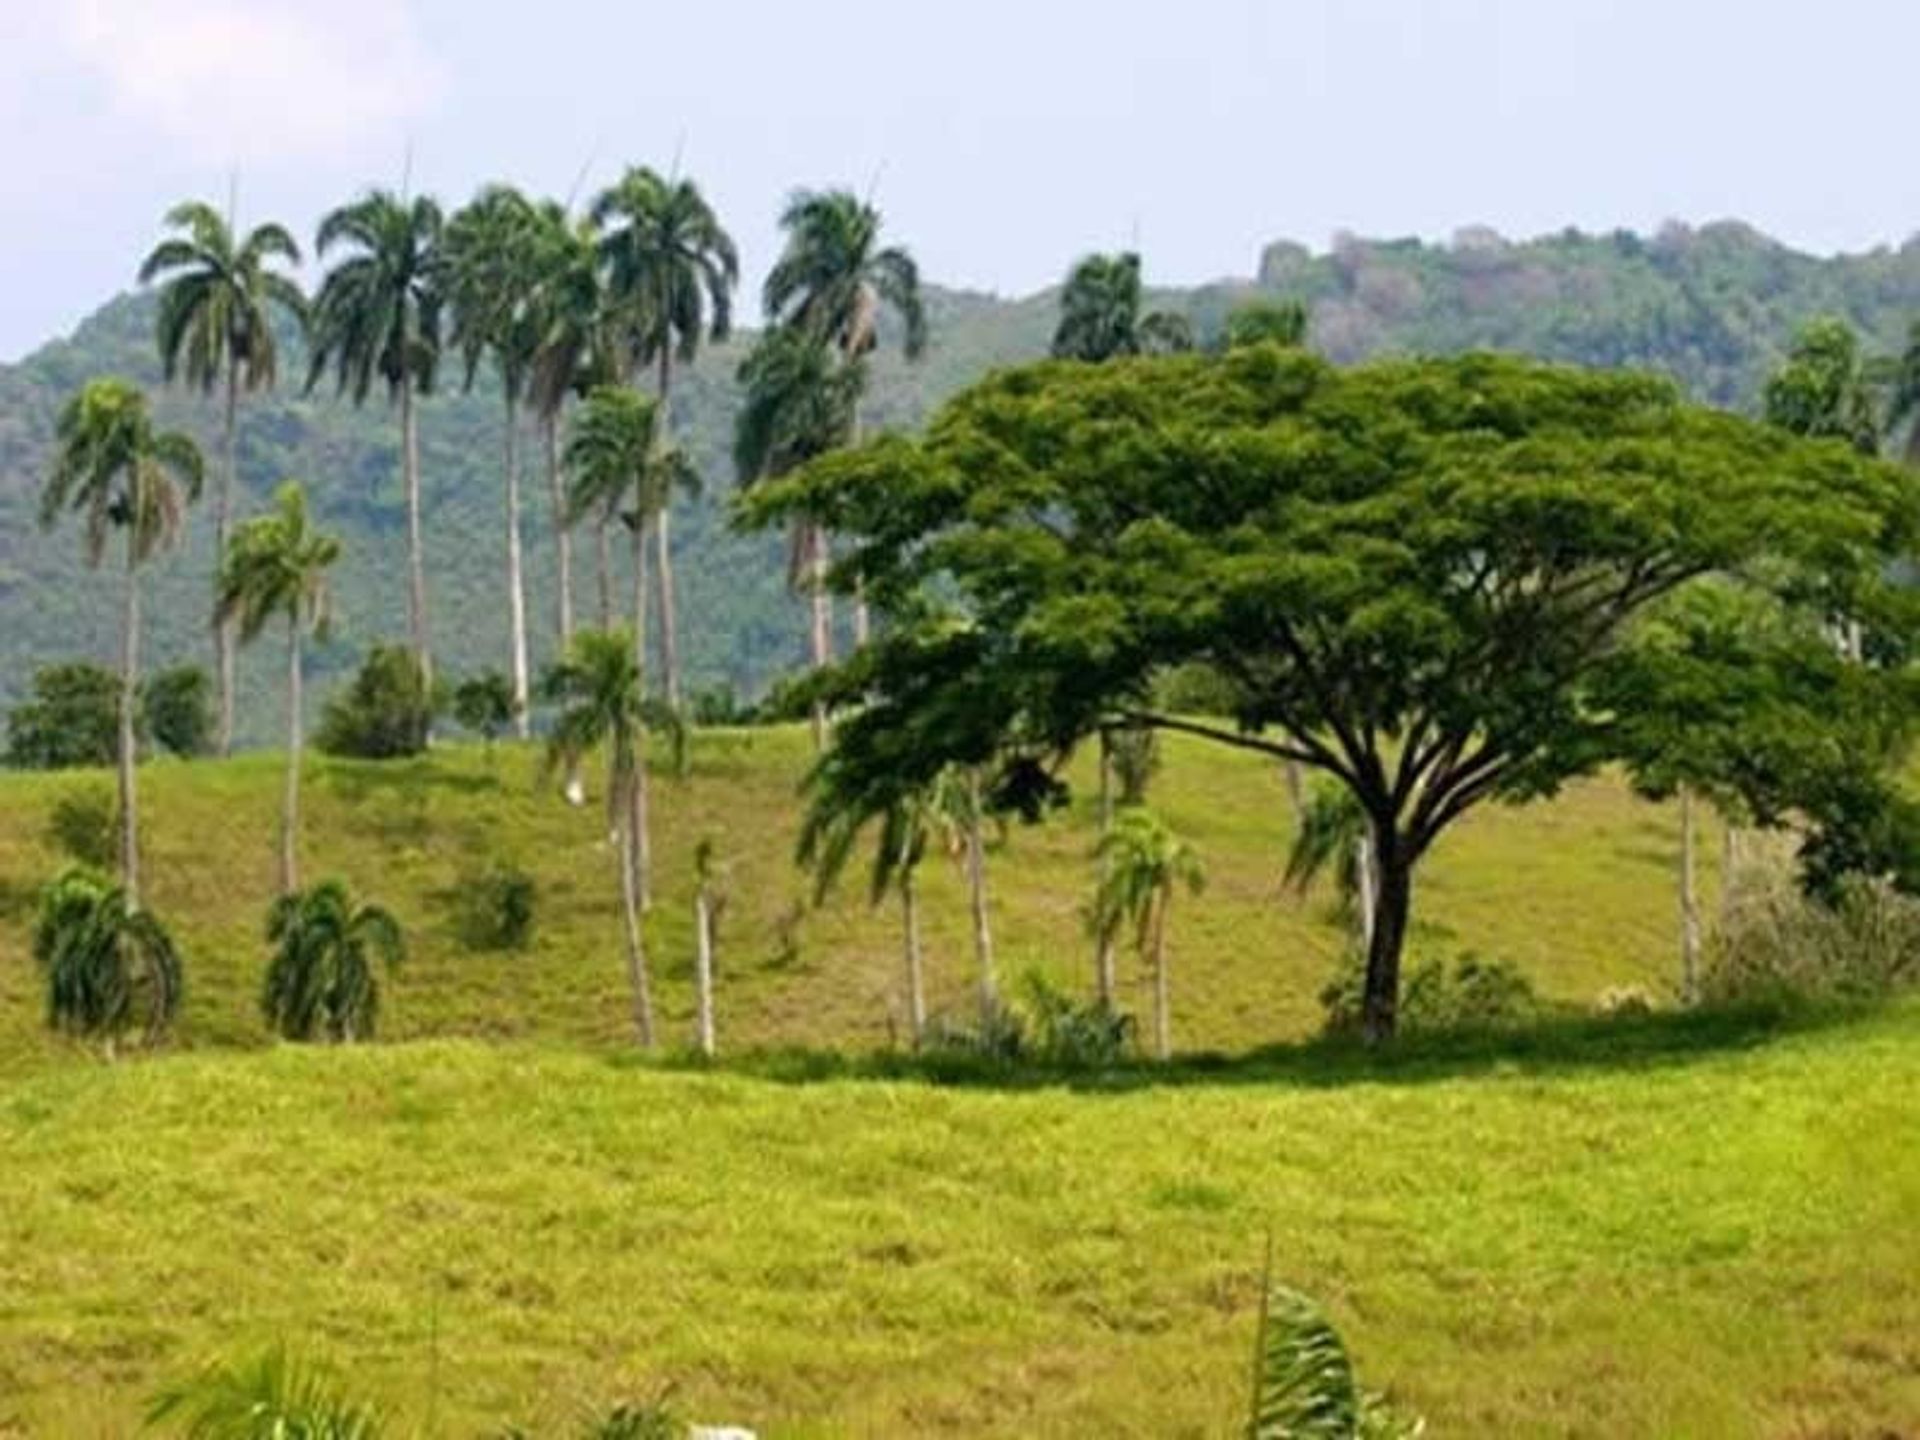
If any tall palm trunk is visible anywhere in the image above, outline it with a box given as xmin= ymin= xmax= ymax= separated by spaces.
xmin=545 ymin=416 xmax=573 ymax=652
xmin=118 ymin=542 xmax=142 ymax=911
xmin=400 ymin=380 xmax=431 ymax=689
xmin=631 ymin=516 xmax=653 ymax=911
xmin=808 ymin=522 xmax=832 ymax=750
xmin=1094 ymin=731 xmax=1117 ymax=1006
xmin=616 ymin=766 xmax=655 ymax=1047
xmin=1354 ymin=830 xmax=1378 ymax=951
xmin=281 ymin=612 xmax=303 ymax=895
xmin=694 ymin=873 xmax=716 ymax=1057
xmin=594 ymin=521 xmax=614 ymax=628
xmin=1679 ymin=788 xmax=1701 ymax=1004
xmin=900 ymin=844 xmax=927 ymax=1048
xmin=502 ymin=387 xmax=530 ymax=739
xmin=848 ymin=384 xmax=871 ymax=645
xmin=215 ymin=360 xmax=239 ymax=757
xmin=1149 ymin=890 xmax=1172 ymax=1061
xmin=655 ymin=348 xmax=683 ymax=711
xmin=965 ymin=767 xmax=997 ymax=1025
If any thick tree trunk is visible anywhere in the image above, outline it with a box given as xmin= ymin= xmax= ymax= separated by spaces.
xmin=545 ymin=416 xmax=574 ymax=653
xmin=1680 ymin=788 xmax=1701 ymax=1004
xmin=1150 ymin=892 xmax=1172 ymax=1061
xmin=808 ymin=523 xmax=832 ymax=751
xmin=900 ymin=849 xmax=927 ymax=1049
xmin=119 ymin=547 xmax=142 ymax=911
xmin=966 ymin=768 xmax=997 ymax=1026
xmin=1359 ymin=829 xmax=1412 ymax=1044
xmin=655 ymin=349 xmax=683 ymax=712
xmin=631 ymin=519 xmax=653 ymax=912
xmin=215 ymin=360 xmax=239 ymax=757
xmin=694 ymin=881 xmax=716 ymax=1058
xmin=502 ymin=391 xmax=530 ymax=739
xmin=616 ymin=770 xmax=655 ymax=1047
xmin=281 ymin=614 xmax=302 ymax=895
xmin=1094 ymin=731 xmax=1117 ymax=1006
xmin=401 ymin=382 xmax=431 ymax=688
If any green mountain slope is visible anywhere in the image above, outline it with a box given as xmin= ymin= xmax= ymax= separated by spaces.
xmin=3 ymin=219 xmax=1919 ymax=743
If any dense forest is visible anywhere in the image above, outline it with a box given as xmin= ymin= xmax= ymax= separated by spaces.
xmin=5 ymin=217 xmax=1920 ymax=741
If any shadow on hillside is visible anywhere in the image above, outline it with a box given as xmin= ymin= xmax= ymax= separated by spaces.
xmin=653 ymin=1000 xmax=1885 ymax=1096
xmin=318 ymin=755 xmax=503 ymax=805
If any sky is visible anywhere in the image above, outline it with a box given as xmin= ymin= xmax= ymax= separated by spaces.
xmin=4 ymin=0 xmax=1919 ymax=361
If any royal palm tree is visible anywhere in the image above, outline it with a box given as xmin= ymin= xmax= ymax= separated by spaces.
xmin=1882 ymin=318 xmax=1920 ymax=466
xmin=764 ymin=188 xmax=926 ymax=647
xmin=217 ymin=482 xmax=340 ymax=894
xmin=542 ymin=629 xmax=657 ymax=1045
xmin=41 ymin=378 xmax=204 ymax=908
xmin=1051 ymin=251 xmax=1193 ymax=362
xmin=307 ymin=189 xmax=444 ymax=684
xmin=34 ymin=867 xmax=183 ymax=1057
xmin=446 ymin=183 xmax=544 ymax=736
xmin=592 ymin=166 xmax=738 ymax=710
xmin=733 ymin=328 xmax=866 ymax=748
xmin=138 ymin=200 xmax=306 ymax=756
xmin=262 ymin=879 xmax=404 ymax=1043
xmin=1093 ymin=807 xmax=1204 ymax=1061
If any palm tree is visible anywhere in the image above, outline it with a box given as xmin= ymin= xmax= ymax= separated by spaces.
xmin=1093 ymin=807 xmax=1204 ymax=1061
xmin=592 ymin=166 xmax=738 ymax=711
xmin=41 ymin=377 xmax=204 ymax=908
xmin=542 ymin=629 xmax=657 ymax=1046
xmin=1285 ymin=783 xmax=1376 ymax=951
xmin=1051 ymin=251 xmax=1193 ymax=362
xmin=732 ymin=328 xmax=867 ymax=748
xmin=34 ymin=867 xmax=183 ymax=1057
xmin=930 ymin=767 xmax=999 ymax=1029
xmin=1882 ymin=318 xmax=1920 ymax=467
xmin=446 ymin=183 xmax=544 ymax=737
xmin=138 ymin=200 xmax=306 ymax=756
xmin=307 ymin=189 xmax=444 ymax=685
xmin=1762 ymin=316 xmax=1882 ymax=455
xmin=764 ymin=188 xmax=927 ymax=648
xmin=262 ymin=879 xmax=404 ymax=1043
xmin=692 ymin=838 xmax=722 ymax=1057
xmin=216 ymin=482 xmax=340 ymax=894
xmin=148 ymin=1346 xmax=382 ymax=1438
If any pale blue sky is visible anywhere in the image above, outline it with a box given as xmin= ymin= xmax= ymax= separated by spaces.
xmin=4 ymin=0 xmax=1918 ymax=360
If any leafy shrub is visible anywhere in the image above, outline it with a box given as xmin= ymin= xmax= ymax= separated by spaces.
xmin=454 ymin=863 xmax=537 ymax=952
xmin=1321 ymin=950 xmax=1539 ymax=1037
xmin=923 ymin=1003 xmax=1027 ymax=1064
xmin=317 ymin=645 xmax=439 ymax=759
xmin=45 ymin=785 xmax=119 ymax=868
xmin=144 ymin=665 xmax=213 ymax=758
xmin=6 ymin=661 xmax=122 ymax=769
xmin=690 ymin=684 xmax=759 ymax=726
xmin=1023 ymin=973 xmax=1134 ymax=1067
xmin=1703 ymin=877 xmax=1920 ymax=1005
xmin=453 ymin=670 xmax=516 ymax=744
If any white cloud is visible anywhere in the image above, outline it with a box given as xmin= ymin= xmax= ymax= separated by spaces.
xmin=57 ymin=0 xmax=446 ymax=164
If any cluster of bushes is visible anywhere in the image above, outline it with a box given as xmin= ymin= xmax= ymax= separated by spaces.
xmin=6 ymin=661 xmax=212 ymax=768
xmin=919 ymin=975 xmax=1136 ymax=1069
xmin=1703 ymin=877 xmax=1920 ymax=1006
xmin=1320 ymin=951 xmax=1541 ymax=1037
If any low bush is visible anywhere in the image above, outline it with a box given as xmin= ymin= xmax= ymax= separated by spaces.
xmin=453 ymin=863 xmax=538 ymax=952
xmin=6 ymin=661 xmax=123 ymax=769
xmin=317 ymin=645 xmax=439 ymax=760
xmin=1321 ymin=950 xmax=1540 ymax=1036
xmin=1023 ymin=974 xmax=1134 ymax=1067
xmin=1703 ymin=878 xmax=1920 ymax=1006
xmin=45 ymin=785 xmax=119 ymax=869
xmin=144 ymin=666 xmax=213 ymax=758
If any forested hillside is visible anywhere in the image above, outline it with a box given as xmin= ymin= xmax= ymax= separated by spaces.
xmin=4 ymin=218 xmax=1919 ymax=743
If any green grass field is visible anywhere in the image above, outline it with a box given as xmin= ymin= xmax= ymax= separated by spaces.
xmin=2 ymin=732 xmax=1916 ymax=1435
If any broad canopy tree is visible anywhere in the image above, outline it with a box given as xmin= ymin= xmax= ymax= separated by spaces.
xmin=744 ymin=347 xmax=1920 ymax=1041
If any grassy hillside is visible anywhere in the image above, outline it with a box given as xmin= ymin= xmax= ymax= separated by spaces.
xmin=5 ymin=221 xmax=1920 ymax=743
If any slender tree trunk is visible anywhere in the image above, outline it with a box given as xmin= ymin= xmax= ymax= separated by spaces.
xmin=1282 ymin=759 xmax=1305 ymax=815
xmin=1721 ymin=819 xmax=1740 ymax=927
xmin=1150 ymin=892 xmax=1172 ymax=1061
xmin=401 ymin=381 xmax=431 ymax=689
xmin=1680 ymin=788 xmax=1701 ymax=1004
xmin=900 ymin=849 xmax=927 ymax=1049
xmin=616 ymin=768 xmax=655 ymax=1047
xmin=1095 ymin=731 xmax=1117 ymax=1007
xmin=1359 ymin=829 xmax=1412 ymax=1044
xmin=849 ymin=401 xmax=870 ymax=644
xmin=215 ymin=359 xmax=239 ymax=757
xmin=694 ymin=878 xmax=716 ymax=1058
xmin=966 ymin=768 xmax=997 ymax=1025
xmin=631 ymin=518 xmax=653 ymax=912
xmin=546 ymin=416 xmax=574 ymax=653
xmin=808 ymin=522 xmax=832 ymax=750
xmin=594 ymin=520 xmax=613 ymax=628
xmin=502 ymin=390 xmax=530 ymax=739
xmin=118 ymin=545 xmax=142 ymax=911
xmin=281 ymin=613 xmax=302 ymax=895
xmin=1354 ymin=832 xmax=1377 ymax=951
xmin=655 ymin=349 xmax=683 ymax=712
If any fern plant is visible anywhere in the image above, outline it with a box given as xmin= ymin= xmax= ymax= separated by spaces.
xmin=146 ymin=1345 xmax=382 ymax=1437
xmin=1247 ymin=1274 xmax=1423 ymax=1438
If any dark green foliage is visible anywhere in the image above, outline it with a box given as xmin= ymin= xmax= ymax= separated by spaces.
xmin=1022 ymin=973 xmax=1134 ymax=1067
xmin=1762 ymin=316 xmax=1882 ymax=453
xmin=316 ymin=645 xmax=438 ymax=759
xmin=1321 ymin=952 xmax=1540 ymax=1037
xmin=1704 ymin=879 xmax=1920 ymax=1005
xmin=453 ymin=670 xmax=516 ymax=743
xmin=6 ymin=662 xmax=122 ymax=769
xmin=45 ymin=785 xmax=119 ymax=868
xmin=454 ymin=862 xmax=537 ymax=952
xmin=34 ymin=867 xmax=183 ymax=1046
xmin=1051 ymin=251 xmax=1193 ymax=360
xmin=144 ymin=665 xmax=213 ymax=758
xmin=1224 ymin=299 xmax=1309 ymax=351
xmin=147 ymin=1346 xmax=381 ymax=1438
xmin=689 ymin=684 xmax=759 ymax=726
xmin=262 ymin=880 xmax=404 ymax=1042
xmin=1247 ymin=1273 xmax=1422 ymax=1438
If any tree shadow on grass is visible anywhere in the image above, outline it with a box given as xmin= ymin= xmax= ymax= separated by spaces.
xmin=650 ymin=999 xmax=1890 ymax=1096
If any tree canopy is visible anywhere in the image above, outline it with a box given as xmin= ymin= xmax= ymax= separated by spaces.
xmin=743 ymin=345 xmax=1920 ymax=1038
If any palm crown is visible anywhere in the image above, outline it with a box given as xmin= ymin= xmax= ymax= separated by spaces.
xmin=591 ymin=167 xmax=739 ymax=380
xmin=308 ymin=190 xmax=446 ymax=403
xmin=764 ymin=189 xmax=926 ymax=360
xmin=217 ymin=482 xmax=340 ymax=642
xmin=42 ymin=377 xmax=204 ymax=565
xmin=444 ymin=184 xmax=546 ymax=402
xmin=564 ymin=386 xmax=698 ymax=532
xmin=138 ymin=201 xmax=306 ymax=394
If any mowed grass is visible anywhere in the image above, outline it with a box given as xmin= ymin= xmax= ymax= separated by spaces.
xmin=6 ymin=730 xmax=1912 ymax=1435
xmin=0 ymin=726 xmax=1728 ymax=1075
xmin=0 ymin=1007 xmax=1917 ymax=1436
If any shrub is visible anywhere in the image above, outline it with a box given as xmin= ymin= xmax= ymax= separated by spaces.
xmin=453 ymin=863 xmax=537 ymax=952
xmin=1321 ymin=950 xmax=1539 ymax=1037
xmin=1703 ymin=877 xmax=1920 ymax=1005
xmin=6 ymin=661 xmax=123 ymax=769
xmin=317 ymin=645 xmax=439 ymax=759
xmin=1023 ymin=973 xmax=1134 ymax=1067
xmin=45 ymin=785 xmax=119 ymax=868
xmin=690 ymin=684 xmax=759 ymax=726
xmin=452 ymin=670 xmax=516 ymax=744
xmin=923 ymin=1003 xmax=1027 ymax=1064
xmin=144 ymin=665 xmax=213 ymax=758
